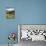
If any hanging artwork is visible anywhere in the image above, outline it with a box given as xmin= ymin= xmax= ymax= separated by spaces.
xmin=18 ymin=25 xmax=46 ymax=41
xmin=6 ymin=8 xmax=15 ymax=19
xmin=8 ymin=32 xmax=16 ymax=45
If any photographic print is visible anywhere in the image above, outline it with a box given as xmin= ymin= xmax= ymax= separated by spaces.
xmin=18 ymin=24 xmax=46 ymax=46
xmin=6 ymin=8 xmax=15 ymax=19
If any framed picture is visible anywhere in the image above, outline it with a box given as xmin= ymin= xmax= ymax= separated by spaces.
xmin=18 ymin=24 xmax=46 ymax=41
xmin=6 ymin=8 xmax=15 ymax=19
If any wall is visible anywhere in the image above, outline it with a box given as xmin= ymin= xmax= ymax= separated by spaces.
xmin=0 ymin=0 xmax=46 ymax=44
